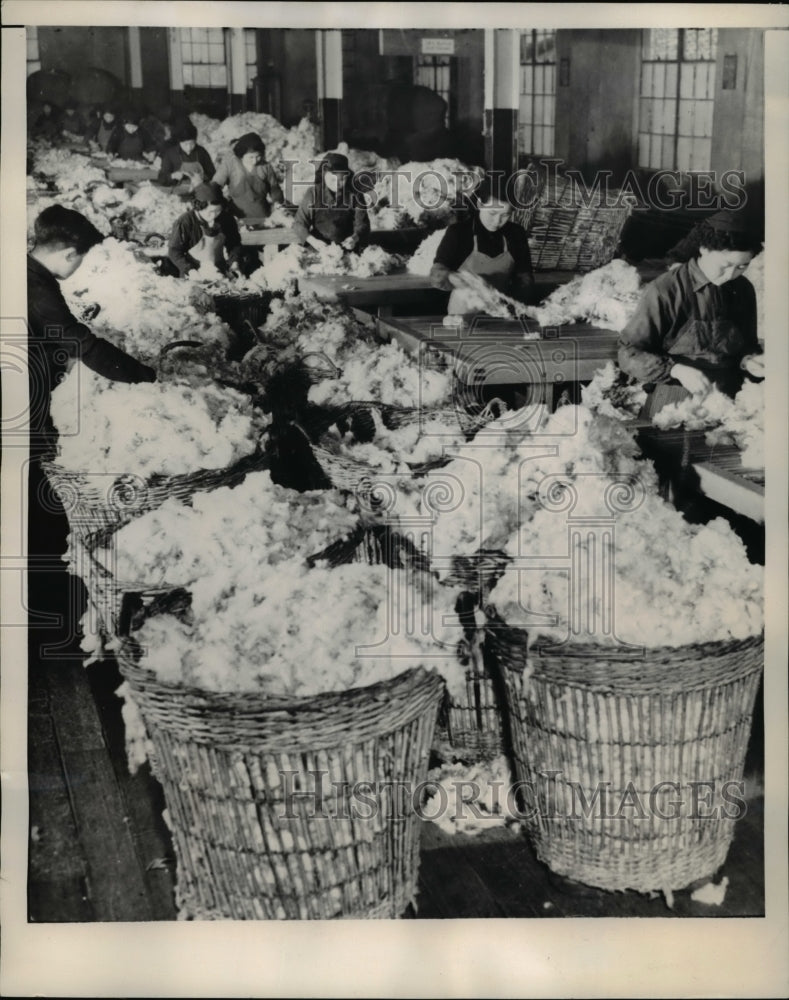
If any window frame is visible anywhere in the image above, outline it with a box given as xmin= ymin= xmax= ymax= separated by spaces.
xmin=638 ymin=27 xmax=719 ymax=173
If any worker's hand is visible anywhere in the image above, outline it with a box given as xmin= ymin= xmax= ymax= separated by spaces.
xmin=341 ymin=235 xmax=358 ymax=251
xmin=306 ymin=235 xmax=325 ymax=252
xmin=142 ymin=150 xmax=156 ymax=163
xmin=228 ymin=263 xmax=242 ymax=280
xmin=170 ymin=170 xmax=184 ymax=181
xmin=740 ymin=353 xmax=765 ymax=379
xmin=670 ymin=363 xmax=711 ymax=395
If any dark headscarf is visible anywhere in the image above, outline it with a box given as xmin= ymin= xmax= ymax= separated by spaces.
xmin=172 ymin=118 xmax=198 ymax=143
xmin=233 ymin=132 xmax=267 ymax=159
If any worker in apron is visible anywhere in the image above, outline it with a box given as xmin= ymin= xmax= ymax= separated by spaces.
xmin=429 ymin=180 xmax=538 ymax=414
xmin=430 ymin=180 xmax=535 ymax=314
xmin=618 ymin=209 xmax=763 ymax=421
xmin=167 ymin=181 xmax=244 ymax=278
xmin=619 ymin=208 xmax=763 ymax=510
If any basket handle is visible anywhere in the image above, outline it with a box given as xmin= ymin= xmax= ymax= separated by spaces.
xmin=477 ymin=397 xmax=508 ymax=423
xmin=299 ymin=351 xmax=343 ymax=377
xmin=159 ymin=339 xmax=206 ymax=359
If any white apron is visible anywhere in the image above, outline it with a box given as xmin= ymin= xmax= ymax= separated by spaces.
xmin=447 ymin=234 xmax=515 ymax=315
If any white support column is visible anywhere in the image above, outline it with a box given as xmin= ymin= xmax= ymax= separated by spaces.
xmin=128 ymin=26 xmax=143 ymax=92
xmin=484 ymin=28 xmax=521 ymax=184
xmin=167 ymin=27 xmax=184 ymax=107
xmin=315 ymin=29 xmax=343 ymax=149
xmin=228 ymin=27 xmax=248 ymax=113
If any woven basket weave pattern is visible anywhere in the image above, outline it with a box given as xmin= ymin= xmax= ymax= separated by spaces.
xmin=120 ymin=654 xmax=443 ymax=919
xmin=526 ymin=175 xmax=635 ymax=273
xmin=488 ymin=627 xmax=763 ymax=893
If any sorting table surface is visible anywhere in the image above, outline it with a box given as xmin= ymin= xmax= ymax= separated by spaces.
xmin=376 ymin=313 xmax=623 ymax=384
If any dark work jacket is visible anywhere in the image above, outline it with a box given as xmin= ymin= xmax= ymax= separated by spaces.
xmin=618 ymin=257 xmax=759 ymax=398
xmin=107 ymin=128 xmax=152 ymax=161
xmin=292 ymin=182 xmax=371 ymax=245
xmin=27 ymin=255 xmax=156 ymax=454
xmin=157 ymin=142 xmax=216 ymax=186
xmin=430 ymin=216 xmax=535 ymax=301
xmin=167 ymin=209 xmax=242 ymax=277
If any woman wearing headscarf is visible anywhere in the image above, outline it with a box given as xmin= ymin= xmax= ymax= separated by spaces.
xmin=429 ymin=178 xmax=536 ymax=314
xmin=618 ymin=209 xmax=763 ymax=419
xmin=167 ymin=181 xmax=243 ymax=278
xmin=212 ymin=132 xmax=284 ymax=220
xmin=158 ymin=119 xmax=215 ymax=188
xmin=292 ymin=151 xmax=370 ymax=251
xmin=86 ymin=105 xmax=119 ymax=153
xmin=107 ymin=109 xmax=153 ymax=161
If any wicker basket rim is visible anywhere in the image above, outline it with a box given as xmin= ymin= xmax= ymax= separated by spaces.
xmin=41 ymin=447 xmax=267 ymax=493
xmin=486 ymin=617 xmax=765 ymax=662
xmin=119 ymin=647 xmax=444 ymax=714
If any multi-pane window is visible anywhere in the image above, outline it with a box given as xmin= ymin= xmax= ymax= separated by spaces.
xmin=180 ymin=28 xmax=257 ymax=90
xmin=27 ymin=26 xmax=41 ymax=76
xmin=518 ymin=29 xmax=556 ymax=157
xmin=244 ymin=30 xmax=257 ymax=88
xmin=414 ymin=55 xmax=453 ymax=125
xmin=181 ymin=27 xmax=228 ymax=89
xmin=638 ymin=28 xmax=718 ymax=172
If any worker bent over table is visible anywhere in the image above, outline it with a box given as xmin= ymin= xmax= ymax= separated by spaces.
xmin=429 ymin=178 xmax=536 ymax=313
xmin=168 ymin=181 xmax=244 ymax=278
xmin=618 ymin=209 xmax=763 ymax=420
xmin=292 ymin=152 xmax=371 ymax=252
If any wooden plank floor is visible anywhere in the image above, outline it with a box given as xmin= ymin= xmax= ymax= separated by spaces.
xmin=27 ymin=583 xmax=765 ymax=922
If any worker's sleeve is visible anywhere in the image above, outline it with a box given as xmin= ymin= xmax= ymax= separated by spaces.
xmin=83 ymin=339 xmax=156 ymax=383
xmin=167 ymin=216 xmax=198 ymax=277
xmin=618 ymin=279 xmax=680 ymax=383
xmin=222 ymin=213 xmax=242 ymax=259
xmin=352 ymin=197 xmax=371 ymax=242
xmin=511 ymin=271 xmax=536 ymax=304
xmin=266 ymin=164 xmax=284 ymax=205
xmin=158 ymin=146 xmax=178 ymax=185
xmin=31 ymin=278 xmax=155 ymax=383
xmin=429 ymin=262 xmax=454 ymax=292
xmin=199 ymin=147 xmax=216 ymax=180
xmin=433 ymin=223 xmax=470 ymax=273
xmin=507 ymin=225 xmax=534 ymax=278
xmin=292 ymin=189 xmax=315 ymax=243
xmin=106 ymin=127 xmax=121 ymax=156
xmin=212 ymin=157 xmax=230 ymax=188
xmin=507 ymin=225 xmax=536 ymax=302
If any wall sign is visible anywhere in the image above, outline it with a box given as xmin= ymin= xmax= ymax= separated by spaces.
xmin=421 ymin=37 xmax=455 ymax=56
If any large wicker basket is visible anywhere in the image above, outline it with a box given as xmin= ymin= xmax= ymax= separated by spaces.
xmin=486 ymin=622 xmax=764 ymax=894
xmin=117 ymin=648 xmax=444 ymax=919
xmin=525 ymin=173 xmax=639 ymax=273
xmin=40 ymin=450 xmax=269 ymax=543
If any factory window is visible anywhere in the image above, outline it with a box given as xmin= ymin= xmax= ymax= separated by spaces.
xmin=179 ymin=27 xmax=257 ymax=90
xmin=245 ymin=29 xmax=258 ymax=89
xmin=414 ymin=55 xmax=453 ymax=126
xmin=519 ymin=29 xmax=556 ymax=157
xmin=27 ymin=26 xmax=41 ymax=76
xmin=180 ymin=27 xmax=228 ymax=89
xmin=638 ymin=28 xmax=718 ymax=172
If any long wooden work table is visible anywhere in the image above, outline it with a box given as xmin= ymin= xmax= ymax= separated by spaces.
xmin=377 ymin=313 xmax=622 ymax=384
xmin=373 ymin=313 xmax=764 ymax=524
